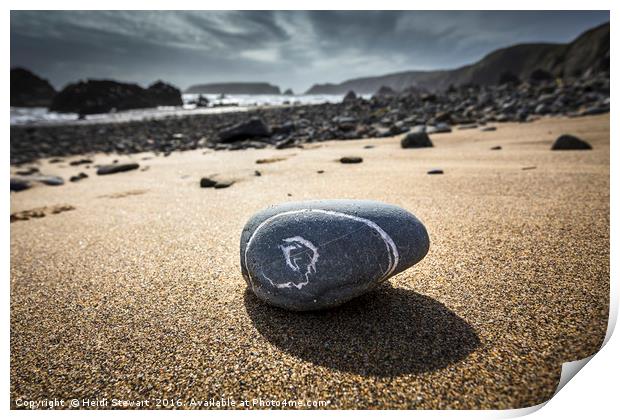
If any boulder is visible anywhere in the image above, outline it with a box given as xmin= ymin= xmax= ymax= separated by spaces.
xmin=551 ymin=134 xmax=592 ymax=150
xmin=218 ymin=117 xmax=271 ymax=143
xmin=401 ymin=132 xmax=433 ymax=148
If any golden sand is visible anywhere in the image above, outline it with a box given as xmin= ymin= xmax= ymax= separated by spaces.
xmin=10 ymin=114 xmax=609 ymax=409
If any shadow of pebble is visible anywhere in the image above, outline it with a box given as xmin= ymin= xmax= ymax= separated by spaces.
xmin=244 ymin=284 xmax=480 ymax=377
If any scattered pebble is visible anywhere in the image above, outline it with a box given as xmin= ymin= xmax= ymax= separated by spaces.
xmin=69 ymin=158 xmax=93 ymax=166
xmin=256 ymin=157 xmax=286 ymax=164
xmin=15 ymin=167 xmax=39 ymax=176
xmin=200 ymin=176 xmax=235 ymax=189
xmin=490 ymin=146 xmax=502 ymax=150
xmin=11 ymin=174 xmax=64 ymax=189
xmin=96 ymin=163 xmax=140 ymax=175
xmin=427 ymin=169 xmax=444 ymax=175
xmin=10 ymin=178 xmax=31 ymax=192
xmin=340 ymin=156 xmax=363 ymax=164
xmin=69 ymin=172 xmax=88 ymax=182
xmin=11 ymin=204 xmax=75 ymax=223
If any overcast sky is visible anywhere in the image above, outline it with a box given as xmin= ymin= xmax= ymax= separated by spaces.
xmin=11 ymin=10 xmax=609 ymax=93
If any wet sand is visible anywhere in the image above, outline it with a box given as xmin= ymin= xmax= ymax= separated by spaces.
xmin=10 ymin=114 xmax=609 ymax=409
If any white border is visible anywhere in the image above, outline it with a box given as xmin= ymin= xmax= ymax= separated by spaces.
xmin=4 ymin=2 xmax=616 ymax=419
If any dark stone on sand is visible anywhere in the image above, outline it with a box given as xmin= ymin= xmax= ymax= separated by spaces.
xmin=340 ymin=156 xmax=363 ymax=164
xmin=10 ymin=178 xmax=31 ymax=192
xmin=38 ymin=175 xmax=64 ymax=186
xmin=551 ymin=134 xmax=592 ymax=150
xmin=200 ymin=177 xmax=217 ymax=188
xmin=70 ymin=158 xmax=93 ymax=166
xmin=364 ymin=145 xmax=375 ymax=149
xmin=240 ymin=200 xmax=430 ymax=311
xmin=317 ymin=170 xmax=325 ymax=174
xmin=401 ymin=132 xmax=433 ymax=149
xmin=96 ymin=163 xmax=140 ymax=175
xmin=218 ymin=117 xmax=271 ymax=143
xmin=254 ymin=170 xmax=262 ymax=177
xmin=200 ymin=176 xmax=235 ymax=189
xmin=70 ymin=172 xmax=88 ymax=182
xmin=15 ymin=167 xmax=39 ymax=176
xmin=214 ymin=180 xmax=235 ymax=189
xmin=427 ymin=169 xmax=444 ymax=175
xmin=11 ymin=174 xmax=64 ymax=187
xmin=490 ymin=146 xmax=502 ymax=150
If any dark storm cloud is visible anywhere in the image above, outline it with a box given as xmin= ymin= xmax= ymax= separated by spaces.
xmin=10 ymin=10 xmax=609 ymax=93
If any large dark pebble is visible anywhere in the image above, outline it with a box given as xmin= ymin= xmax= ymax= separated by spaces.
xmin=240 ymin=200 xmax=430 ymax=311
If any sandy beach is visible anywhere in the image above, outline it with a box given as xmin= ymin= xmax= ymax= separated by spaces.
xmin=10 ymin=114 xmax=609 ymax=409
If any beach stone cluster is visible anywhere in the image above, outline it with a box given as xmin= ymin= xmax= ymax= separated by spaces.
xmin=10 ymin=72 xmax=609 ymax=165
xmin=240 ymin=200 xmax=430 ymax=311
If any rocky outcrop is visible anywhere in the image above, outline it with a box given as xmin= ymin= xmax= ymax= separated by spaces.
xmin=146 ymin=81 xmax=183 ymax=107
xmin=50 ymin=79 xmax=183 ymax=114
xmin=11 ymin=68 xmax=57 ymax=107
xmin=186 ymin=82 xmax=280 ymax=95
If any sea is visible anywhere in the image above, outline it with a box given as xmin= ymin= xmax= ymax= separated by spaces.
xmin=10 ymin=93 xmax=353 ymax=126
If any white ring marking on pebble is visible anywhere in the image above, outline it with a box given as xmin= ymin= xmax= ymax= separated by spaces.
xmin=244 ymin=209 xmax=400 ymax=289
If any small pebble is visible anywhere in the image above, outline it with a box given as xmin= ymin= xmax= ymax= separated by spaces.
xmin=340 ymin=156 xmax=363 ymax=164
xmin=97 ymin=163 xmax=139 ymax=175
